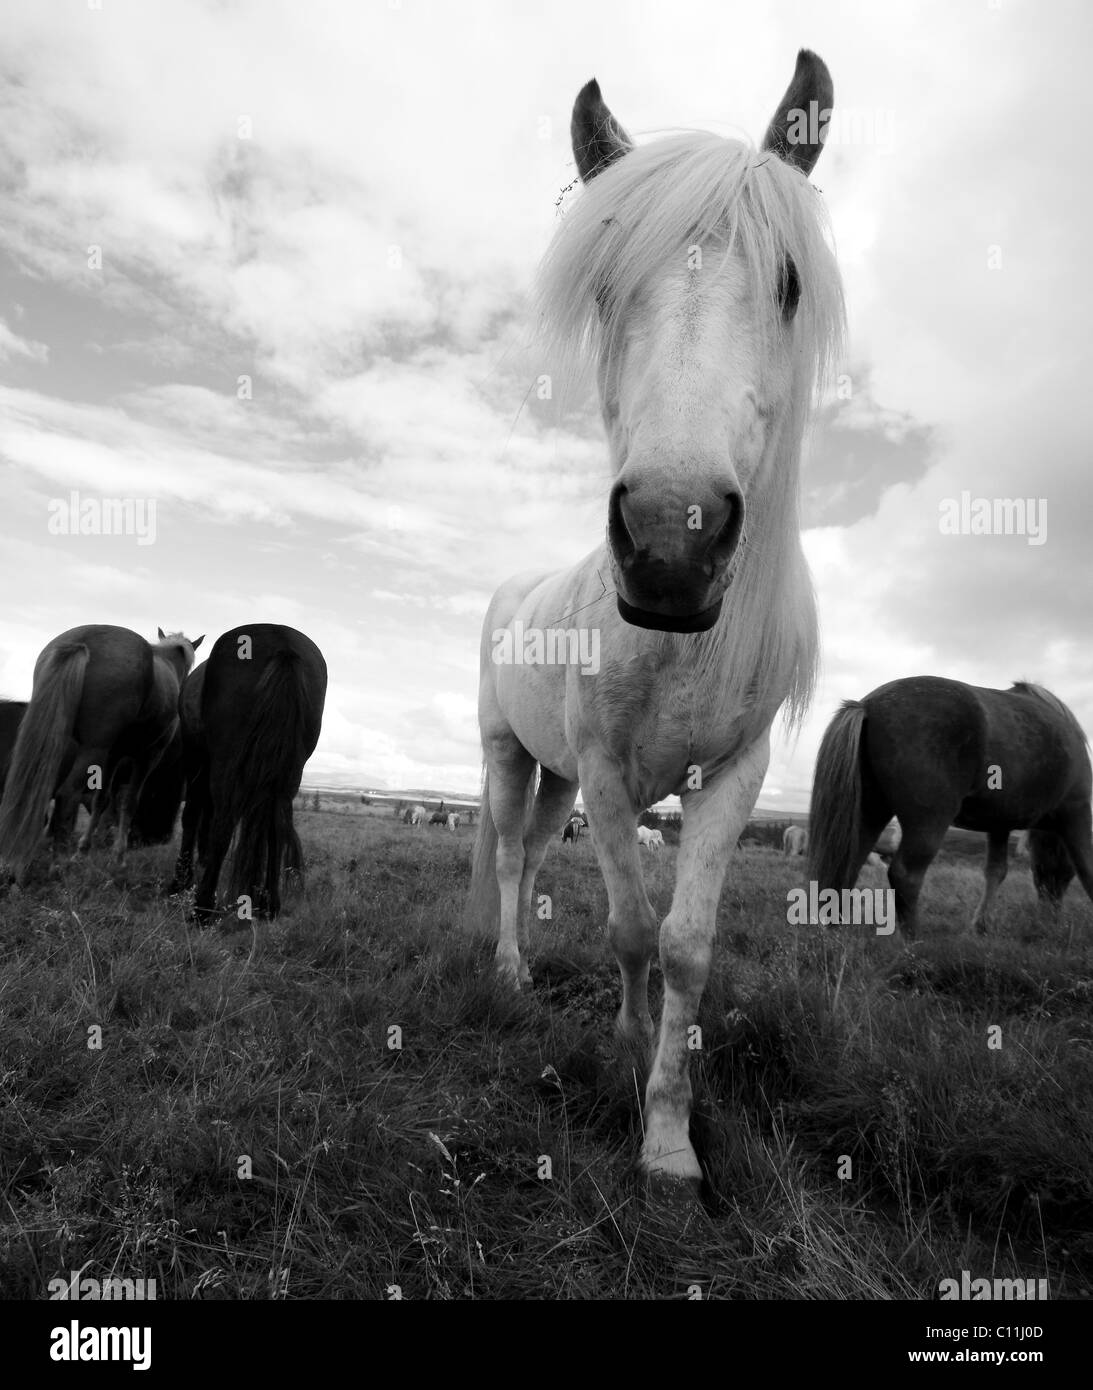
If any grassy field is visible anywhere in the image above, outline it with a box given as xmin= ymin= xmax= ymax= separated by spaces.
xmin=1 ymin=804 xmax=1091 ymax=1300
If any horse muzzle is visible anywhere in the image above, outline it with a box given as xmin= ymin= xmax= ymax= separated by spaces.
xmin=607 ymin=480 xmax=744 ymax=633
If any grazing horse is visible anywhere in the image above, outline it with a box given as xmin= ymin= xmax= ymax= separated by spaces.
xmin=409 ymin=805 xmax=428 ymax=826
xmin=0 ymin=698 xmax=182 ymax=848
xmin=809 ymin=677 xmax=1093 ymax=936
xmin=447 ymin=811 xmax=460 ymax=831
xmin=782 ymin=824 xmax=808 ymax=856
xmin=637 ymin=825 xmax=664 ymax=850
xmin=171 ymin=624 xmax=327 ymax=919
xmin=429 ymin=809 xmax=448 ymax=826
xmin=0 ymin=626 xmax=200 ymax=881
xmin=463 ymin=51 xmax=843 ymax=1182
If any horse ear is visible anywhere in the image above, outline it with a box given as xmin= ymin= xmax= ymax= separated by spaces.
xmin=157 ymin=626 xmax=166 ymax=639
xmin=572 ymin=78 xmax=633 ymax=183
xmin=760 ymin=48 xmax=833 ymax=177
xmin=192 ymin=635 xmax=204 ymax=651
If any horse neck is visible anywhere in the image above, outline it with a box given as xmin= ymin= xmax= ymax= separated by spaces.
xmin=153 ymin=645 xmax=190 ymax=687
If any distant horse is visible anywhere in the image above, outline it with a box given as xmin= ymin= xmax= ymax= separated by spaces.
xmin=447 ymin=811 xmax=460 ymax=831
xmin=429 ymin=809 xmax=448 ymax=826
xmin=402 ymin=806 xmax=415 ymax=825
xmin=561 ymin=813 xmax=585 ymax=845
xmin=409 ymin=805 xmax=427 ymax=826
xmin=0 ymin=626 xmax=200 ymax=881
xmin=171 ymin=624 xmax=326 ymax=919
xmin=463 ymin=51 xmax=842 ymax=1182
xmin=637 ymin=825 xmax=664 ymax=850
xmin=809 ymin=677 xmax=1093 ymax=936
xmin=783 ymin=824 xmax=808 ymax=856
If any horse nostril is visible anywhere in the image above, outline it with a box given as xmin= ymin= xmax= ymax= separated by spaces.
xmin=607 ymin=482 xmax=636 ymax=563
xmin=708 ymin=494 xmax=745 ymax=565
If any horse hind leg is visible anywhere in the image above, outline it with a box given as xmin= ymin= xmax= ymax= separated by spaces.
xmin=514 ymin=768 xmax=579 ymax=971
xmin=886 ymin=814 xmax=952 ymax=939
xmin=193 ymin=800 xmax=235 ymax=922
xmin=972 ymin=830 xmax=1010 ymax=935
xmin=62 ymin=747 xmax=111 ymax=858
xmin=1056 ymin=804 xmax=1093 ymax=910
xmin=485 ymin=740 xmax=537 ymax=987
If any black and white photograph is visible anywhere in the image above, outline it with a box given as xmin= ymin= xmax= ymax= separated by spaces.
xmin=0 ymin=0 xmax=1089 ymax=1338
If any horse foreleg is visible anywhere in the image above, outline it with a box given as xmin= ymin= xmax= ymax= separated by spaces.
xmin=887 ymin=814 xmax=952 ymax=939
xmin=972 ymin=830 xmax=1010 ymax=935
xmin=643 ymin=734 xmax=769 ymax=1184
xmin=580 ymin=752 xmax=657 ymax=1047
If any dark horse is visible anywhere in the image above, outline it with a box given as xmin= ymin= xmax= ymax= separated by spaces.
xmin=809 ymin=677 xmax=1093 ymax=935
xmin=171 ymin=624 xmax=327 ymax=919
xmin=0 ymin=626 xmax=200 ymax=882
xmin=0 ymin=698 xmax=183 ymax=846
xmin=0 ymin=700 xmax=28 ymax=799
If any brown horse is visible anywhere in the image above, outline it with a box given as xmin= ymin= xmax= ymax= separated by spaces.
xmin=170 ymin=624 xmax=326 ymax=919
xmin=809 ymin=677 xmax=1093 ymax=936
xmin=0 ymin=697 xmax=183 ymax=847
xmin=0 ymin=626 xmax=201 ymax=882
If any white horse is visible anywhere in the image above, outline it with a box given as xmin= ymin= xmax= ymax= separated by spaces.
xmin=464 ymin=51 xmax=843 ymax=1184
xmin=637 ymin=825 xmax=664 ymax=850
xmin=410 ymin=805 xmax=427 ymax=826
xmin=783 ymin=824 xmax=808 ymax=856
xmin=447 ymin=811 xmax=460 ymax=831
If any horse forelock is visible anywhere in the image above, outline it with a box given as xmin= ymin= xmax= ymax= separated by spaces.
xmin=535 ymin=132 xmax=845 ymax=405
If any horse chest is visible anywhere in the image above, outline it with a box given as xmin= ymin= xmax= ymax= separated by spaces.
xmin=588 ymin=662 xmax=740 ymax=794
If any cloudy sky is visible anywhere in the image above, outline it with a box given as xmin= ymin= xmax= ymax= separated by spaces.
xmin=1 ymin=0 xmax=1089 ymax=809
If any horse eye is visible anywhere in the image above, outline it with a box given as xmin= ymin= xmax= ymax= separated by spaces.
xmin=779 ymin=256 xmax=800 ymax=319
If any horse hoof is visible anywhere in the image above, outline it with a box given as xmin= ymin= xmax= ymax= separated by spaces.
xmin=641 ymin=1135 xmax=704 ymax=1188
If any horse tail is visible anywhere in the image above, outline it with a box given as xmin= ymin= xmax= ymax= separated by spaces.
xmin=0 ymin=642 xmax=89 ymax=880
xmin=224 ymin=650 xmax=313 ymax=917
xmin=809 ymin=700 xmax=867 ymax=891
xmin=464 ymin=767 xmax=499 ymax=936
